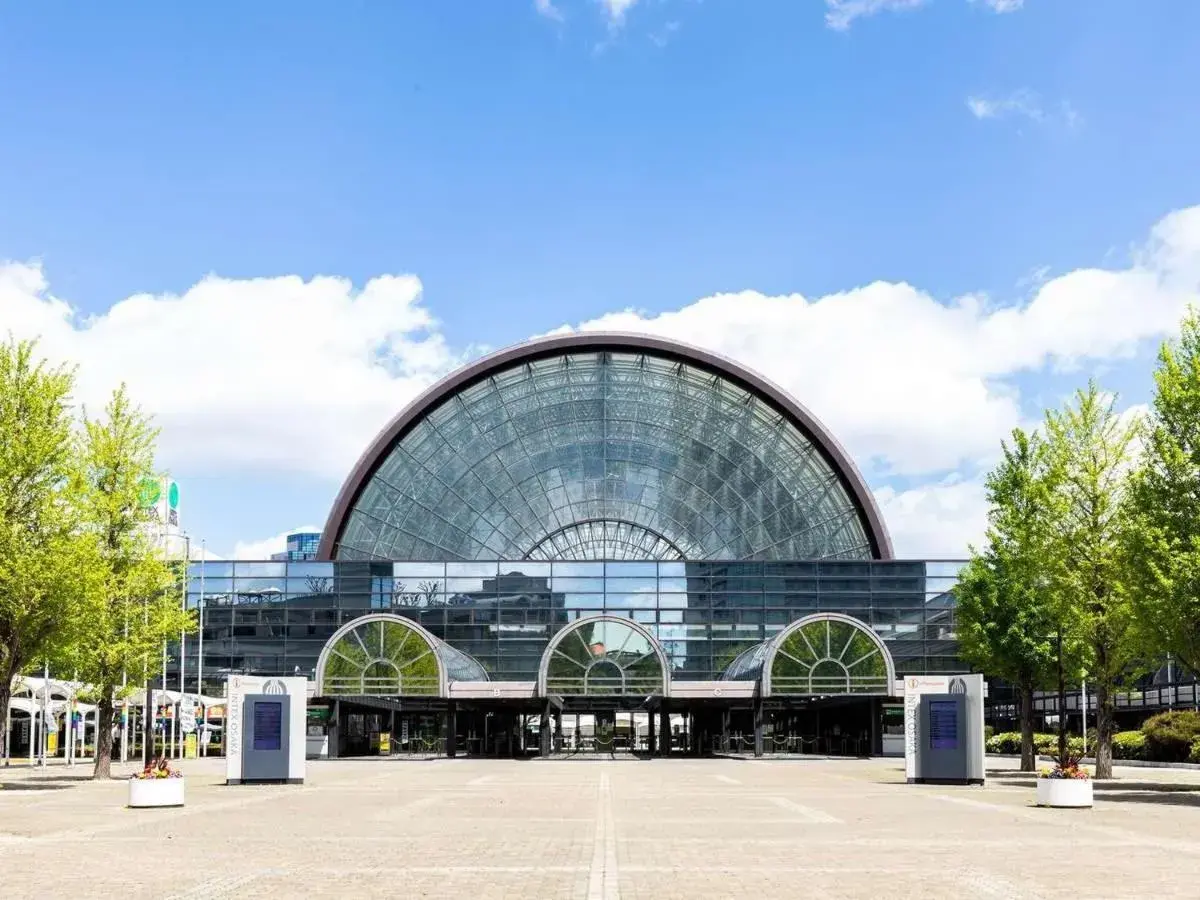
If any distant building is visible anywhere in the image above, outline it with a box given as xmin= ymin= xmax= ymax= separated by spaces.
xmin=271 ymin=531 xmax=321 ymax=561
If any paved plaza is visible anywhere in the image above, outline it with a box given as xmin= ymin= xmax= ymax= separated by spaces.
xmin=3 ymin=756 xmax=1200 ymax=899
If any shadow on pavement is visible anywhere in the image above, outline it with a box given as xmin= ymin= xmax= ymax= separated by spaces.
xmin=0 ymin=781 xmax=72 ymax=792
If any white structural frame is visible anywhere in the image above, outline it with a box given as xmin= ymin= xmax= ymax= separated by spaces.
xmin=314 ymin=613 xmax=450 ymax=697
xmin=761 ymin=612 xmax=897 ymax=699
xmin=536 ymin=614 xmax=671 ymax=697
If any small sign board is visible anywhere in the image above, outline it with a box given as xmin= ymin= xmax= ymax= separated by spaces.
xmin=179 ymin=698 xmax=197 ymax=734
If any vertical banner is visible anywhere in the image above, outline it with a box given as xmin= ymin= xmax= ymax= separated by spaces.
xmin=903 ymin=675 xmax=948 ymax=781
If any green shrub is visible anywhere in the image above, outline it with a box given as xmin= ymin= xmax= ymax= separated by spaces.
xmin=984 ymin=725 xmax=994 ymax=742
xmin=986 ymin=732 xmax=1022 ymax=754
xmin=1034 ymin=733 xmax=1058 ymax=755
xmin=1113 ymin=730 xmax=1147 ymax=760
xmin=1142 ymin=711 xmax=1200 ymax=762
xmin=1189 ymin=737 xmax=1200 ymax=764
xmin=986 ymin=731 xmax=1078 ymax=756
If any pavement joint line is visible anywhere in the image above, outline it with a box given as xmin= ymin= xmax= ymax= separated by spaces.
xmin=28 ymin=786 xmax=298 ymax=844
xmin=587 ymin=769 xmax=619 ymax=900
xmin=767 ymin=796 xmax=841 ymax=824
xmin=166 ymin=868 xmax=291 ymax=900
xmin=713 ymin=774 xmax=742 ymax=785
xmin=954 ymin=869 xmax=1049 ymax=900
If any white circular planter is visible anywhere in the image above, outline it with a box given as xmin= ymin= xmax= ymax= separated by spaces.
xmin=1036 ymin=778 xmax=1093 ymax=808
xmin=128 ymin=777 xmax=186 ymax=808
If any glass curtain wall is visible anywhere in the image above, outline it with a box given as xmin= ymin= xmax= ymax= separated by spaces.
xmin=178 ymin=559 xmax=965 ymax=696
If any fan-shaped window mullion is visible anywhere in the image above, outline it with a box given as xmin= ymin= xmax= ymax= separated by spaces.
xmin=846 ymin=649 xmax=880 ymax=671
xmin=552 ymin=648 xmax=588 ymax=670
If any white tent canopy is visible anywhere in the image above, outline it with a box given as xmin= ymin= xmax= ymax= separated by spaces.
xmin=5 ymin=675 xmax=224 ymax=766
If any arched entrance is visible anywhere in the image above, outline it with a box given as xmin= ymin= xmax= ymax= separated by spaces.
xmin=537 ymin=615 xmax=670 ymax=755
xmin=315 ymin=614 xmax=488 ymax=757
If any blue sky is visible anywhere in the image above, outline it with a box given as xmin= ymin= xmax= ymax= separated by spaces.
xmin=2 ymin=0 xmax=1199 ymax=558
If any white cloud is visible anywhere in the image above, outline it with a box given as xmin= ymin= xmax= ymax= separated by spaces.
xmin=828 ymin=0 xmax=1023 ymax=29
xmin=0 ymin=269 xmax=465 ymax=480
xmin=875 ymin=478 xmax=989 ymax=558
xmin=6 ymin=207 xmax=1200 ymax=560
xmin=650 ymin=20 xmax=681 ymax=47
xmin=232 ymin=526 xmax=321 ymax=561
xmin=825 ymin=0 xmax=926 ymax=31
xmin=534 ymin=0 xmax=564 ymax=22
xmin=967 ymin=91 xmax=1080 ymax=130
xmin=967 ymin=89 xmax=1044 ymax=121
xmin=600 ymin=0 xmax=639 ymax=28
xmin=545 ymin=206 xmax=1200 ymax=482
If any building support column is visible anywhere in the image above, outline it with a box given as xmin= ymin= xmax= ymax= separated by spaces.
xmin=647 ymin=707 xmax=656 ymax=757
xmin=720 ymin=708 xmax=731 ymax=754
xmin=445 ymin=701 xmax=457 ymax=758
xmin=869 ymin=697 xmax=880 ymax=757
xmin=539 ymin=701 xmax=551 ymax=758
xmin=554 ymin=712 xmax=563 ymax=753
xmin=328 ymin=699 xmax=340 ymax=759
xmin=753 ymin=694 xmax=764 ymax=758
xmin=659 ymin=706 xmax=670 ymax=757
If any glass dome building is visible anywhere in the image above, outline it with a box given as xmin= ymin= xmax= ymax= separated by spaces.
xmin=185 ymin=334 xmax=963 ymax=759
xmin=320 ymin=333 xmax=892 ymax=563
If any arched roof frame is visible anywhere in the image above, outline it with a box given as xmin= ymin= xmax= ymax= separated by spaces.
xmin=319 ymin=332 xmax=893 ymax=561
xmin=761 ymin=612 xmax=897 ymax=698
xmin=536 ymin=614 xmax=671 ymax=697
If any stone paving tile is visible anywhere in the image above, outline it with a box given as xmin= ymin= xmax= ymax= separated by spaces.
xmin=4 ymin=756 xmax=1200 ymax=898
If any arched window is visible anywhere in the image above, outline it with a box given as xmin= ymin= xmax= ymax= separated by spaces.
xmin=538 ymin=615 xmax=669 ymax=697
xmin=316 ymin=615 xmax=446 ymax=697
xmin=764 ymin=613 xmax=895 ymax=697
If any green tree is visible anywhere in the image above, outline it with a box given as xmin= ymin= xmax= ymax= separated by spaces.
xmin=1126 ymin=309 xmax=1200 ymax=678
xmin=0 ymin=338 xmax=101 ymax=760
xmin=70 ymin=386 xmax=194 ymax=779
xmin=1045 ymin=382 xmax=1139 ymax=779
xmin=955 ymin=428 xmax=1059 ymax=771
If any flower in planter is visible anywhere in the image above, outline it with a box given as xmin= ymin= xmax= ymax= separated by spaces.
xmin=131 ymin=757 xmax=184 ymax=780
xmin=1037 ymin=754 xmax=1091 ymax=780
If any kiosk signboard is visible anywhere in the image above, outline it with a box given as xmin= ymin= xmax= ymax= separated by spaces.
xmin=225 ymin=675 xmax=307 ymax=785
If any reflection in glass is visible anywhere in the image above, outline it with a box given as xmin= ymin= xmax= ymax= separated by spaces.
xmin=543 ymin=618 xmax=666 ymax=696
xmin=771 ymin=617 xmax=890 ymax=695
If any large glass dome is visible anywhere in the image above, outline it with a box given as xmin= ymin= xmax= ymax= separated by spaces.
xmin=321 ymin=334 xmax=891 ymax=562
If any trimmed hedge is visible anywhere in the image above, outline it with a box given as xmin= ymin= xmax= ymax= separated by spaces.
xmin=985 ymin=732 xmax=1083 ymax=756
xmin=1142 ymin=711 xmax=1200 ymax=763
xmin=987 ymin=722 xmax=1200 ymax=763
xmin=1112 ymin=730 xmax=1147 ymax=760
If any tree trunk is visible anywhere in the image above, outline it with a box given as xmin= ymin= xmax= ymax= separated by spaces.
xmin=1095 ymin=679 xmax=1114 ymax=780
xmin=93 ymin=692 xmax=114 ymax=780
xmin=1019 ymin=681 xmax=1036 ymax=772
xmin=1056 ymin=631 xmax=1067 ymax=765
xmin=0 ymin=650 xmax=21 ymax=764
xmin=0 ymin=680 xmax=11 ymax=763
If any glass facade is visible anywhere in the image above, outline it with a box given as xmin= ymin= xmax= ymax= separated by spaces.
xmin=333 ymin=350 xmax=878 ymax=562
xmin=179 ymin=559 xmax=965 ymax=697
xmin=271 ymin=531 xmax=321 ymax=561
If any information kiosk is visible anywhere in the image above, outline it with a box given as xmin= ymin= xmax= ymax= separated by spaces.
xmin=225 ymin=675 xmax=307 ymax=785
xmin=903 ymin=674 xmax=985 ymax=786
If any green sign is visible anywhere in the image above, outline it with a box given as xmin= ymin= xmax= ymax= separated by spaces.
xmin=138 ymin=477 xmax=161 ymax=508
xmin=168 ymin=481 xmax=179 ymax=509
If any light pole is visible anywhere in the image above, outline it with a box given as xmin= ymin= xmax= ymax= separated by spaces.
xmin=179 ymin=533 xmax=191 ymax=695
xmin=197 ymin=539 xmax=205 ymax=699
